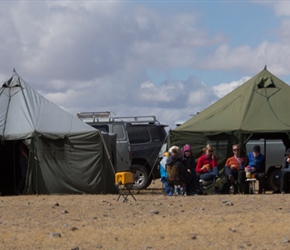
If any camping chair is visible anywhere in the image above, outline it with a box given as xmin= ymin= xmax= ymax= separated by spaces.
xmin=199 ymin=178 xmax=215 ymax=194
xmin=115 ymin=172 xmax=136 ymax=202
xmin=198 ymin=168 xmax=226 ymax=195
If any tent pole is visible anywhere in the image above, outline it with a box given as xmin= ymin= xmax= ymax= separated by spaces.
xmin=33 ymin=138 xmax=39 ymax=195
xmin=147 ymin=133 xmax=168 ymax=180
xmin=99 ymin=133 xmax=116 ymax=175
xmin=264 ymin=138 xmax=267 ymax=176
xmin=13 ymin=141 xmax=16 ymax=195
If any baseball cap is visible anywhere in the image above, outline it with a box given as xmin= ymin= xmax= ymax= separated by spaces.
xmin=253 ymin=145 xmax=260 ymax=152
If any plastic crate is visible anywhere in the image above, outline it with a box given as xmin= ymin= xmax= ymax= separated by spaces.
xmin=115 ymin=172 xmax=133 ymax=185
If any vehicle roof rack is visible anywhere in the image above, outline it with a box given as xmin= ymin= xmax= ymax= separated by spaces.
xmin=112 ymin=116 xmax=160 ymax=124
xmin=77 ymin=111 xmax=113 ymax=122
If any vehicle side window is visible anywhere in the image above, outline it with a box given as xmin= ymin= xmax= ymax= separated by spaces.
xmin=91 ymin=125 xmax=109 ymax=133
xmin=150 ymin=127 xmax=164 ymax=142
xmin=127 ymin=127 xmax=150 ymax=144
xmin=112 ymin=124 xmax=126 ymax=141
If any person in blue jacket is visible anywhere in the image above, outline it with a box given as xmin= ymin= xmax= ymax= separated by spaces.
xmin=160 ymin=151 xmax=172 ymax=196
xmin=239 ymin=145 xmax=265 ymax=194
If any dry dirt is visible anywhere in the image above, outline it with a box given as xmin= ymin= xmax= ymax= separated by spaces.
xmin=1 ymin=181 xmax=290 ymax=250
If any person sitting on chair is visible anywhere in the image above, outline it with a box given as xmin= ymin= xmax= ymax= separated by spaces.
xmin=280 ymin=148 xmax=290 ymax=194
xmin=196 ymin=144 xmax=220 ymax=194
xmin=239 ymin=145 xmax=265 ymax=194
xmin=196 ymin=144 xmax=219 ymax=181
xmin=224 ymin=144 xmax=246 ymax=194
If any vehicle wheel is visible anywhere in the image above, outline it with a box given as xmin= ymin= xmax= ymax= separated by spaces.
xmin=267 ymin=168 xmax=281 ymax=191
xmin=130 ymin=164 xmax=151 ymax=190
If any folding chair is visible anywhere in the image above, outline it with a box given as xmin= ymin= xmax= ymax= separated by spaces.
xmin=199 ymin=179 xmax=215 ymax=194
xmin=115 ymin=172 xmax=136 ymax=202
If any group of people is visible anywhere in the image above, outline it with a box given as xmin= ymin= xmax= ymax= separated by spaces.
xmin=224 ymin=144 xmax=265 ymax=194
xmin=160 ymin=142 xmax=271 ymax=196
xmin=160 ymin=144 xmax=197 ymax=196
xmin=160 ymin=144 xmax=221 ymax=196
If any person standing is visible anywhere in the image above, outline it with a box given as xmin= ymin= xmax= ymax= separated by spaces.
xmin=166 ymin=146 xmax=182 ymax=195
xmin=180 ymin=144 xmax=197 ymax=195
xmin=224 ymin=144 xmax=246 ymax=194
xmin=160 ymin=151 xmax=172 ymax=196
xmin=280 ymin=148 xmax=290 ymax=194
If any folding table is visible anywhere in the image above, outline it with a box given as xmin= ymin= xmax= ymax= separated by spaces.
xmin=246 ymin=178 xmax=257 ymax=194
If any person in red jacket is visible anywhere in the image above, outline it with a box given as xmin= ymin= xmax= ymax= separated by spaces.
xmin=196 ymin=144 xmax=219 ymax=181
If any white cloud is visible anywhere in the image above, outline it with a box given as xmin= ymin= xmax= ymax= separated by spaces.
xmin=139 ymin=80 xmax=184 ymax=103
xmin=200 ymin=41 xmax=290 ymax=78
xmin=269 ymin=2 xmax=290 ymax=17
xmin=278 ymin=19 xmax=290 ymax=43
xmin=213 ymin=77 xmax=250 ymax=99
xmin=1 ymin=1 xmax=290 ymax=130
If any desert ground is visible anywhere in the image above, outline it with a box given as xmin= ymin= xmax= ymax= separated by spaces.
xmin=1 ymin=180 xmax=290 ymax=250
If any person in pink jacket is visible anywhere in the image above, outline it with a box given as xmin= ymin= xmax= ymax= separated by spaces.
xmin=196 ymin=144 xmax=219 ymax=181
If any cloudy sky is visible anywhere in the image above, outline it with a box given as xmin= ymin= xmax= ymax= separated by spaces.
xmin=1 ymin=0 xmax=290 ymax=129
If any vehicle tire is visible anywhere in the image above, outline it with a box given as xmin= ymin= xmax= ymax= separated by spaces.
xmin=131 ymin=164 xmax=152 ymax=190
xmin=267 ymin=168 xmax=281 ymax=191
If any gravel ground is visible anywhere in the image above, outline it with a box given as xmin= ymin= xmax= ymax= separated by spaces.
xmin=0 ymin=181 xmax=290 ymax=250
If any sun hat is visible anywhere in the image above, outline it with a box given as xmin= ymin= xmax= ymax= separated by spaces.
xmin=169 ymin=146 xmax=179 ymax=154
xmin=168 ymin=146 xmax=181 ymax=158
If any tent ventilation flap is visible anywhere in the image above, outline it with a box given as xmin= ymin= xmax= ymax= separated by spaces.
xmin=257 ymin=76 xmax=276 ymax=89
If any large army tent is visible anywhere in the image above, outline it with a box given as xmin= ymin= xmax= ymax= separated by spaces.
xmin=169 ymin=66 xmax=290 ymax=167
xmin=0 ymin=70 xmax=117 ymax=195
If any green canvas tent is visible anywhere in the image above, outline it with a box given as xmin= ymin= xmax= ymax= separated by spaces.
xmin=169 ymin=66 xmax=290 ymax=168
xmin=0 ymin=70 xmax=117 ymax=195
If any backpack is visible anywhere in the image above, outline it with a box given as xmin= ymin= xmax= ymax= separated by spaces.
xmin=166 ymin=164 xmax=179 ymax=183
